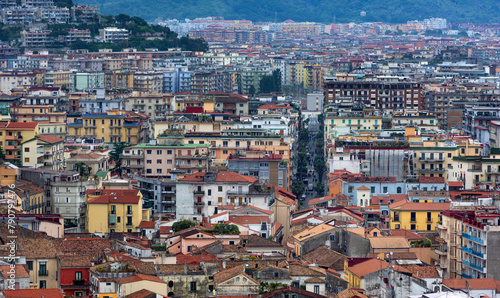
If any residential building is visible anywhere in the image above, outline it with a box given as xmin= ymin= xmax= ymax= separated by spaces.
xmin=99 ymin=27 xmax=129 ymax=42
xmin=124 ymin=92 xmax=175 ymax=120
xmin=10 ymin=104 xmax=66 ymax=124
xmin=15 ymin=179 xmax=45 ymax=214
xmin=67 ymin=110 xmax=150 ymax=144
xmin=1 ymin=122 xmax=39 ymax=164
xmin=73 ymin=73 xmax=105 ymax=91
xmin=105 ymin=70 xmax=134 ymax=90
xmin=66 ymin=150 xmax=109 ymax=176
xmin=85 ymin=189 xmax=150 ymax=234
xmin=133 ymin=72 xmax=163 ymax=94
xmin=389 ymin=200 xmax=450 ymax=231
xmin=20 ymin=30 xmax=53 ymax=48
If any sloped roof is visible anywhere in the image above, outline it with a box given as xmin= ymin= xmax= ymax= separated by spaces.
xmin=214 ymin=265 xmax=259 ymax=285
xmin=349 ymin=259 xmax=410 ymax=277
xmin=115 ymin=273 xmax=167 ymax=285
xmin=443 ymin=278 xmax=497 ymax=290
xmin=302 ymin=245 xmax=346 ymax=271
xmin=2 ymin=289 xmax=65 ymax=298
xmin=37 ymin=134 xmax=63 ymax=144
xmin=369 ymin=237 xmax=410 ymax=249
xmin=404 ymin=265 xmax=440 ymax=278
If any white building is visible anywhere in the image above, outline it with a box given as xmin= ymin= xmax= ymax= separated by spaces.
xmin=99 ymin=27 xmax=129 ymax=42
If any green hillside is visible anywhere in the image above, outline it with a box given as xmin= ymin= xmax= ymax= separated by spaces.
xmin=78 ymin=0 xmax=500 ymax=23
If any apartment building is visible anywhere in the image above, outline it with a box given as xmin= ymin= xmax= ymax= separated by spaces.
xmin=163 ymin=65 xmax=192 ymax=93
xmin=390 ymin=200 xmax=450 ymax=231
xmin=105 ymin=70 xmax=134 ymax=90
xmin=67 ymin=110 xmax=149 ymax=144
xmin=99 ymin=27 xmax=129 ymax=42
xmin=70 ymin=5 xmax=99 ymax=23
xmin=190 ymin=70 xmax=233 ymax=94
xmin=37 ymin=6 xmax=70 ymax=23
xmin=62 ymin=29 xmax=91 ymax=43
xmin=10 ymin=104 xmax=66 ymax=123
xmin=324 ymin=80 xmax=422 ymax=110
xmin=85 ymin=189 xmax=150 ymax=234
xmin=133 ymin=72 xmax=163 ymax=93
xmin=21 ymin=0 xmax=53 ymax=7
xmin=438 ymin=209 xmax=500 ymax=280
xmin=21 ymin=30 xmax=53 ymax=48
xmin=124 ymin=92 xmax=174 ymax=120
xmin=1 ymin=121 xmax=39 ymax=163
xmin=176 ymin=171 xmax=275 ymax=221
xmin=227 ymin=152 xmax=290 ymax=189
xmin=131 ymin=143 xmax=210 ymax=177
xmin=44 ymin=70 xmax=72 ymax=88
xmin=1 ymin=7 xmax=38 ymax=25
xmin=463 ymin=106 xmax=500 ymax=144
xmin=73 ymin=72 xmax=105 ymax=91
xmin=0 ymin=72 xmax=36 ymax=94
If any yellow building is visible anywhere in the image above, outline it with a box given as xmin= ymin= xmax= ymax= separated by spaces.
xmin=38 ymin=122 xmax=67 ymax=139
xmin=85 ymin=189 xmax=150 ymax=234
xmin=409 ymin=134 xmax=483 ymax=182
xmin=325 ymin=116 xmax=383 ymax=139
xmin=389 ymin=200 xmax=450 ymax=231
xmin=44 ymin=71 xmax=72 ymax=88
xmin=10 ymin=105 xmax=66 ymax=123
xmin=67 ymin=110 xmax=149 ymax=144
xmin=0 ymin=162 xmax=18 ymax=186
xmin=0 ymin=122 xmax=39 ymax=164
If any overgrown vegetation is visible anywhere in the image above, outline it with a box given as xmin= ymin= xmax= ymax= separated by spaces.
xmin=172 ymin=219 xmax=195 ymax=232
xmin=204 ymin=223 xmax=240 ymax=235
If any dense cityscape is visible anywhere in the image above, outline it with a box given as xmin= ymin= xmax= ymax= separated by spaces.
xmin=0 ymin=0 xmax=499 ymax=298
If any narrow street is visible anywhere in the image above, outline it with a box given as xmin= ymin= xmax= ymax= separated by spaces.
xmin=302 ymin=115 xmax=326 ymax=208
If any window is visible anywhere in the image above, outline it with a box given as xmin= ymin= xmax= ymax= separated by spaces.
xmin=236 ymin=277 xmax=240 ymax=282
xmin=383 ymin=187 xmax=388 ymax=193
xmin=157 ymin=169 xmax=162 ymax=174
xmin=218 ymin=186 xmax=223 ymax=192
xmin=126 ymin=217 xmax=132 ymax=225
xmin=157 ymin=150 xmax=162 ymax=154
xmin=427 ymin=212 xmax=432 ymax=222
xmin=330 ymin=234 xmax=335 ymax=241
xmin=40 ymin=280 xmax=46 ymax=288
xmin=370 ymin=187 xmax=375 ymax=193
xmin=167 ymin=150 xmax=172 ymax=154
xmin=394 ymin=211 xmax=400 ymax=222
xmin=157 ymin=159 xmax=162 ymax=164
xmin=229 ymin=240 xmax=235 ymax=245
xmin=397 ymin=187 xmax=402 ymax=194
xmin=24 ymin=147 xmax=29 ymax=152
xmin=39 ymin=262 xmax=47 ymax=275
xmin=190 ymin=281 xmax=197 ymax=292
xmin=208 ymin=189 xmax=212 ymax=196
xmin=410 ymin=224 xmax=416 ymax=230
xmin=146 ymin=150 xmax=152 ymax=154
xmin=274 ymin=272 xmax=279 ymax=278
xmin=410 ymin=212 xmax=416 ymax=222
xmin=27 ymin=261 xmax=33 ymax=270
xmin=117 ymin=216 xmax=121 ymax=223
xmin=427 ymin=224 xmax=431 ymax=231
xmin=75 ymin=271 xmax=82 ymax=280
xmin=348 ymin=186 xmax=353 ymax=193
xmin=146 ymin=160 xmax=152 ymax=164
xmin=314 ymin=285 xmax=320 ymax=294
xmin=24 ymin=158 xmax=29 ymax=163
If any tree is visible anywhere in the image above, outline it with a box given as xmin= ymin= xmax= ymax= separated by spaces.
xmin=0 ymin=147 xmax=5 ymax=161
xmin=172 ymin=219 xmax=195 ymax=232
xmin=292 ymin=181 xmax=305 ymax=198
xmin=212 ymin=223 xmax=239 ymax=235
xmin=109 ymin=142 xmax=129 ymax=175
xmin=272 ymin=69 xmax=282 ymax=92
xmin=115 ymin=13 xmax=131 ymax=25
xmin=248 ymin=85 xmax=256 ymax=97
xmin=314 ymin=182 xmax=325 ymax=196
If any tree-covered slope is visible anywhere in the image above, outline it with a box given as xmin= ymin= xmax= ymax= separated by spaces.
xmin=79 ymin=0 xmax=500 ymax=23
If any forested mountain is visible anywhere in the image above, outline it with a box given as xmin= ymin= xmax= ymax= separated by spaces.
xmin=79 ymin=0 xmax=500 ymax=23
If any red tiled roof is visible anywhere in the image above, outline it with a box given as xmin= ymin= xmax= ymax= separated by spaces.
xmin=443 ymin=278 xmax=497 ymax=290
xmin=309 ymin=195 xmax=334 ymax=205
xmin=448 ymin=181 xmax=463 ymax=187
xmin=87 ymin=192 xmax=141 ymax=204
xmin=176 ymin=252 xmax=218 ymax=264
xmin=137 ymin=221 xmax=155 ymax=229
xmin=418 ymin=176 xmax=445 ymax=183
xmin=115 ymin=273 xmax=167 ymax=285
xmin=37 ymin=134 xmax=63 ymax=143
xmin=389 ymin=229 xmax=423 ymax=241
xmin=6 ymin=122 xmax=38 ymax=129
xmin=232 ymin=205 xmax=273 ymax=215
xmin=389 ymin=200 xmax=450 ymax=211
xmin=2 ymin=289 xmax=65 ymax=298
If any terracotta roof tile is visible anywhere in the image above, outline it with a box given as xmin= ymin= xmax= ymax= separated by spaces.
xmin=389 ymin=200 xmax=450 ymax=211
xmin=404 ymin=265 xmax=440 ymax=278
xmin=443 ymin=278 xmax=497 ymax=290
xmin=349 ymin=258 xmax=410 ymax=277
xmin=37 ymin=134 xmax=63 ymax=144
xmin=115 ymin=273 xmax=167 ymax=285
xmin=2 ymin=289 xmax=64 ymax=298
xmin=214 ymin=265 xmax=259 ymax=285
xmin=0 ymin=264 xmax=29 ymax=278
xmin=369 ymin=237 xmax=410 ymax=249
xmin=302 ymin=246 xmax=346 ymax=271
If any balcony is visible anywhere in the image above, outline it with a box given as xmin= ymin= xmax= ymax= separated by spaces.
xmin=467 ymin=169 xmax=482 ymax=172
xmin=73 ymin=279 xmax=85 ymax=286
xmin=419 ymin=157 xmax=445 ymax=162
xmin=462 ymin=232 xmax=484 ymax=244
xmin=193 ymin=190 xmax=205 ymax=195
xmin=194 ymin=201 xmax=205 ymax=206
xmin=435 ymin=246 xmax=448 ymax=255
xmin=162 ymin=201 xmax=175 ymax=205
xmin=436 ymin=223 xmax=447 ymax=230
xmin=462 ymin=260 xmax=484 ymax=272
xmin=419 ymin=168 xmax=445 ymax=173
xmin=39 ymin=270 xmax=48 ymax=276
xmin=462 ymin=246 xmax=484 ymax=258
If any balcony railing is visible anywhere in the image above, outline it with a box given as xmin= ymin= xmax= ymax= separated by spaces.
xmin=462 ymin=246 xmax=484 ymax=258
xmin=193 ymin=190 xmax=205 ymax=195
xmin=462 ymin=232 xmax=484 ymax=244
xmin=194 ymin=201 xmax=205 ymax=206
xmin=462 ymin=260 xmax=484 ymax=272
xmin=39 ymin=270 xmax=48 ymax=276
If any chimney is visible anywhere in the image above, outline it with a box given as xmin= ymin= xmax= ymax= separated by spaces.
xmin=222 ymin=260 xmax=226 ymax=269
xmin=184 ymin=264 xmax=188 ymax=274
